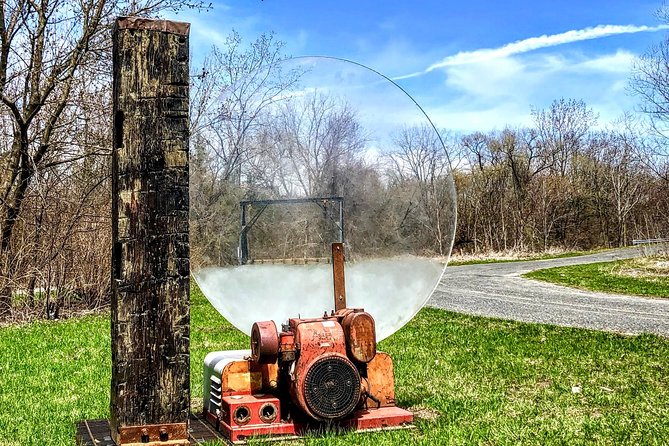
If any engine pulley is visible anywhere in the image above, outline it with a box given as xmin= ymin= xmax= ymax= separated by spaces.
xmin=251 ymin=321 xmax=279 ymax=364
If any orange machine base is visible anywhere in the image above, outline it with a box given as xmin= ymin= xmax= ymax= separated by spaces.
xmin=205 ymin=404 xmax=414 ymax=444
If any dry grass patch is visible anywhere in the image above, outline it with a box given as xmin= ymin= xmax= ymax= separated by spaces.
xmin=449 ymin=247 xmax=610 ymax=266
xmin=615 ymin=256 xmax=669 ymax=279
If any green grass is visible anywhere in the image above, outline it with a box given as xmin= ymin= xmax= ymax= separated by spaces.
xmin=0 ymin=315 xmax=110 ymax=445
xmin=524 ymin=257 xmax=669 ymax=298
xmin=1 ymin=287 xmax=668 ymax=445
xmin=449 ymin=248 xmax=610 ymax=266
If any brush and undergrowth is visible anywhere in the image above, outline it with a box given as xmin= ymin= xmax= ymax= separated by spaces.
xmin=447 ymin=247 xmax=612 ymax=266
xmin=1 ymin=285 xmax=668 ymax=445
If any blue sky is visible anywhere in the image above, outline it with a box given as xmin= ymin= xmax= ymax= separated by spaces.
xmin=169 ymin=0 xmax=669 ymax=133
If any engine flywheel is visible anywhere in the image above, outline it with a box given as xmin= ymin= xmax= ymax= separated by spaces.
xmin=303 ymin=354 xmax=361 ymax=420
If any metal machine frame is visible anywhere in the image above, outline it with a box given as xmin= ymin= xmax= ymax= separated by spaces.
xmin=238 ymin=196 xmax=345 ymax=265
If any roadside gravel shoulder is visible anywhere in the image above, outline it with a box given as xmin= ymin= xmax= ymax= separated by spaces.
xmin=429 ymin=246 xmax=669 ymax=336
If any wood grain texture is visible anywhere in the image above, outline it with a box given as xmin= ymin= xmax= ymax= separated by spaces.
xmin=110 ymin=17 xmax=190 ymax=444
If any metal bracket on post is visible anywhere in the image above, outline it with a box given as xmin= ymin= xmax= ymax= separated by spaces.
xmin=332 ymin=242 xmax=347 ymax=311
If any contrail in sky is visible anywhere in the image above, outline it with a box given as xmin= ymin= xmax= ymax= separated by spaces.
xmin=394 ymin=24 xmax=669 ymax=80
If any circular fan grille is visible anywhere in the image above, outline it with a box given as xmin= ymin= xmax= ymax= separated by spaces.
xmin=303 ymin=355 xmax=361 ymax=420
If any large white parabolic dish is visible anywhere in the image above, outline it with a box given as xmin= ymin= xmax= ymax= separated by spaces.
xmin=190 ymin=56 xmax=456 ymax=341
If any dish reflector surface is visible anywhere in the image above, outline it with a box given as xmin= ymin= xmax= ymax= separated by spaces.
xmin=190 ymin=56 xmax=456 ymax=340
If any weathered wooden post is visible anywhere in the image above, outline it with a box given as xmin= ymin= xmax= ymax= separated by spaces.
xmin=110 ymin=16 xmax=190 ymax=445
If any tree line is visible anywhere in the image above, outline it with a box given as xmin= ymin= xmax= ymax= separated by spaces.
xmin=0 ymin=3 xmax=668 ymax=321
xmin=0 ymin=0 xmax=209 ymax=319
xmin=453 ymin=103 xmax=667 ymax=253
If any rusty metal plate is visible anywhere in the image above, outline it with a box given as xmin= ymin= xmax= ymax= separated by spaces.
xmin=332 ymin=243 xmax=347 ymax=311
xmin=366 ymin=352 xmax=397 ymax=407
xmin=342 ymin=311 xmax=376 ymax=363
xmin=118 ymin=422 xmax=188 ymax=445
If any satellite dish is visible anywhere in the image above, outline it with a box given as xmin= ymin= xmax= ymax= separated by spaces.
xmin=191 ymin=56 xmax=456 ymax=341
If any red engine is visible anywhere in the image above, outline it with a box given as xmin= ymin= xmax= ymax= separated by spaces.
xmin=203 ymin=309 xmax=412 ymax=442
xmin=254 ymin=308 xmax=378 ymax=422
xmin=203 ymin=243 xmax=413 ymax=442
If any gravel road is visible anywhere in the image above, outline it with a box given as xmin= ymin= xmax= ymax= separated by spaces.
xmin=429 ymin=246 xmax=669 ymax=336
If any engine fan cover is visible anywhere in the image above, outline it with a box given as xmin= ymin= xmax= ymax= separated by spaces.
xmin=301 ymin=354 xmax=361 ymax=420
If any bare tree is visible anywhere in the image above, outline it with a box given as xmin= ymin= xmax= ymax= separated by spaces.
xmin=532 ymin=98 xmax=598 ymax=177
xmin=190 ymin=31 xmax=300 ymax=185
xmin=600 ymin=123 xmax=648 ymax=246
xmin=0 ymin=0 xmax=208 ymax=314
xmin=628 ymin=4 xmax=669 ymax=185
xmin=268 ymin=93 xmax=365 ymax=197
xmin=451 ymin=101 xmax=663 ymax=254
xmin=388 ymin=125 xmax=455 ymax=255
xmin=630 ymin=3 xmax=669 ymax=137
xmin=189 ymin=31 xmax=303 ymax=267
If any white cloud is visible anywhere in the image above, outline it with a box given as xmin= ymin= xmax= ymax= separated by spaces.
xmin=428 ymin=104 xmax=533 ymax=133
xmin=442 ymin=57 xmax=530 ymax=100
xmin=395 ymin=24 xmax=668 ymax=80
xmin=568 ymin=50 xmax=636 ymax=74
xmin=388 ymin=24 xmax=665 ymax=132
xmin=417 ymin=50 xmax=642 ymax=133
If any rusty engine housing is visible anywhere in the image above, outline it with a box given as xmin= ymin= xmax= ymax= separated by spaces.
xmin=203 ymin=308 xmax=412 ymax=442
xmin=251 ymin=308 xmax=377 ymax=422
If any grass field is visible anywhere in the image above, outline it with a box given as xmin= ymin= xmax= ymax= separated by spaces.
xmin=1 ymin=287 xmax=668 ymax=445
xmin=524 ymin=256 xmax=669 ymax=298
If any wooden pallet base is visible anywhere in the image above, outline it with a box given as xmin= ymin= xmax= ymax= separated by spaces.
xmin=76 ymin=414 xmax=227 ymax=445
xmin=77 ymin=413 xmax=415 ymax=445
